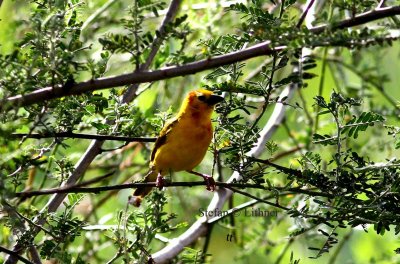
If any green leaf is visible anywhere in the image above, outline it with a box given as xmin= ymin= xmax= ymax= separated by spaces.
xmin=342 ymin=112 xmax=385 ymax=139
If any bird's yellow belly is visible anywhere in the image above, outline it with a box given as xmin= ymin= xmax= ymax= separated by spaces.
xmin=152 ymin=122 xmax=212 ymax=173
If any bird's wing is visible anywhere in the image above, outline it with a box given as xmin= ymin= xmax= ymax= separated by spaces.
xmin=150 ymin=117 xmax=179 ymax=162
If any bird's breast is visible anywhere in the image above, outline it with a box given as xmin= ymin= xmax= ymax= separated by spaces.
xmin=152 ymin=118 xmax=213 ymax=173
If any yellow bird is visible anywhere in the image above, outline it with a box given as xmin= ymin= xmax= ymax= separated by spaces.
xmin=130 ymin=89 xmax=224 ymax=206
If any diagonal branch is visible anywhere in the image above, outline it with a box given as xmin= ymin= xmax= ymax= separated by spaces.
xmin=2 ymin=5 xmax=400 ymax=110
xmin=0 ymin=246 xmax=34 ymax=264
xmin=122 ymin=0 xmax=181 ymax=103
xmin=296 ymin=0 xmax=316 ymax=28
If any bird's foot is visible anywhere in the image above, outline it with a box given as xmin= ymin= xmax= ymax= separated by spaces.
xmin=187 ymin=170 xmax=216 ymax=191
xmin=156 ymin=173 xmax=165 ymax=190
xmin=203 ymin=175 xmax=216 ymax=191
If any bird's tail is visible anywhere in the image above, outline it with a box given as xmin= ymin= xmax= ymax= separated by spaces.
xmin=129 ymin=170 xmax=157 ymax=207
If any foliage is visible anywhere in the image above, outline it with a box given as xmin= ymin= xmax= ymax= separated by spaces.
xmin=1 ymin=0 xmax=400 ymax=263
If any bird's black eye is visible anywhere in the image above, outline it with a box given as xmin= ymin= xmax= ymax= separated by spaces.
xmin=198 ymin=95 xmax=206 ymax=102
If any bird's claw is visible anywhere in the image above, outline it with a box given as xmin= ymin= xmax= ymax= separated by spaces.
xmin=203 ymin=175 xmax=216 ymax=192
xmin=156 ymin=173 xmax=165 ymax=190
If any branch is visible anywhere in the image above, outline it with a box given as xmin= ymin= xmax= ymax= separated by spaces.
xmin=251 ymin=158 xmax=303 ymax=178
xmin=0 ymin=246 xmax=34 ymax=264
xmin=2 ymin=42 xmax=281 ymax=110
xmin=207 ymin=192 xmax=297 ymax=226
xmin=11 ymin=132 xmax=156 ymax=142
xmin=224 ymin=186 xmax=291 ymax=211
xmin=311 ymin=5 xmax=400 ymax=33
xmin=3 ymin=5 xmax=400 ymax=109
xmin=296 ymin=0 xmax=316 ymax=28
xmin=122 ymin=0 xmax=182 ymax=102
xmin=15 ymin=181 xmax=332 ymax=199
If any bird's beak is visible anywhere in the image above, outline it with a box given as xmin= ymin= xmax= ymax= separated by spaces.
xmin=207 ymin=94 xmax=224 ymax=105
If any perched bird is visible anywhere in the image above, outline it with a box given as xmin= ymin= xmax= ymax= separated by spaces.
xmin=130 ymin=89 xmax=224 ymax=207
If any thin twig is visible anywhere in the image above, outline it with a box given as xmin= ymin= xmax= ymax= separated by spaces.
xmin=121 ymin=0 xmax=182 ymax=103
xmin=327 ymin=229 xmax=353 ymax=264
xmin=296 ymin=0 xmax=316 ymax=28
xmin=270 ymin=145 xmax=304 ymax=161
xmin=313 ymin=47 xmax=328 ymax=133
xmin=378 ymin=0 xmax=387 ymax=8
xmin=311 ymin=5 xmax=400 ymax=33
xmin=326 ymin=57 xmax=400 ymax=112
xmin=274 ymin=238 xmax=295 ymax=264
xmin=207 ymin=197 xmax=260 ymax=224
xmin=201 ymin=223 xmax=214 ymax=263
xmin=81 ymin=0 xmax=118 ymax=32
xmin=71 ymin=171 xmax=116 ymax=187
xmin=11 ymin=132 xmax=156 ymax=142
xmin=244 ymin=58 xmax=273 ymax=81
xmin=252 ymin=158 xmax=302 ymax=177
xmin=9 ymin=205 xmax=56 ymax=238
xmin=225 ymin=187 xmax=328 ymax=222
xmin=225 ymin=186 xmax=290 ymax=211
xmin=84 ymin=166 xmax=144 ymax=221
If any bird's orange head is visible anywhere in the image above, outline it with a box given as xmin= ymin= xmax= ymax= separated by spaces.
xmin=179 ymin=89 xmax=224 ymax=117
